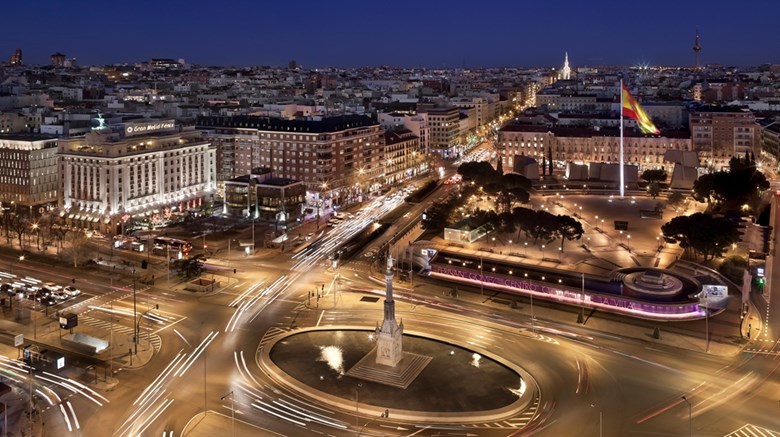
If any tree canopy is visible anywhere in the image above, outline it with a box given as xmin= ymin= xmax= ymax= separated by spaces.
xmin=661 ymin=212 xmax=740 ymax=261
xmin=692 ymin=155 xmax=769 ymax=211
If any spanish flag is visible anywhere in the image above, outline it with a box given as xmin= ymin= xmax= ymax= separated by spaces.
xmin=621 ymin=83 xmax=660 ymax=135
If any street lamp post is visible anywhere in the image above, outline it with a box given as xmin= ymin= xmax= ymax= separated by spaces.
xmin=524 ymin=242 xmax=528 ymax=256
xmin=627 ymin=234 xmax=631 ymax=253
xmin=682 ymin=396 xmax=692 ymax=437
xmin=132 ymin=268 xmax=138 ymax=355
xmin=704 ymin=290 xmax=710 ymax=352
xmin=355 ymin=383 xmax=362 ymax=428
xmin=590 ymin=403 xmax=602 ymax=437
xmin=541 ymin=244 xmax=545 ymax=259
xmin=221 ymin=391 xmax=235 ymax=437
xmin=479 ymin=256 xmax=484 ymax=296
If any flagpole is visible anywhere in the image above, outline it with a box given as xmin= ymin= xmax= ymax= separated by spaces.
xmin=619 ymin=79 xmax=625 ymax=198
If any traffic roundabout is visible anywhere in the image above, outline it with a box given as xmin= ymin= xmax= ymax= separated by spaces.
xmin=258 ymin=326 xmax=539 ymax=424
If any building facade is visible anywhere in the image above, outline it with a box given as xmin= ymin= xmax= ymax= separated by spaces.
xmin=377 ymin=111 xmax=429 ymax=155
xmin=383 ymin=129 xmax=423 ymax=185
xmin=498 ymin=125 xmax=692 ymax=176
xmin=197 ymin=115 xmax=384 ymax=206
xmin=689 ymin=106 xmax=759 ymax=170
xmin=0 ymin=134 xmax=58 ymax=213
xmin=418 ymin=106 xmax=459 ymax=158
xmin=58 ymin=120 xmax=216 ymax=232
xmin=224 ymin=168 xmax=306 ymax=229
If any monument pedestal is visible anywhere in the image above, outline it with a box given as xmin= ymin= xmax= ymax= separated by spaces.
xmin=346 ymin=348 xmax=432 ymax=389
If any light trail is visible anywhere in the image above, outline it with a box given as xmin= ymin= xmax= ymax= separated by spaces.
xmin=175 ymin=331 xmax=219 ymax=377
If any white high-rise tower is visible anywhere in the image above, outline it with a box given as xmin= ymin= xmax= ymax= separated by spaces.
xmin=561 ymin=52 xmax=571 ymax=80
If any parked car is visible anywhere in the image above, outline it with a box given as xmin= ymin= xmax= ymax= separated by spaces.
xmin=41 ymin=296 xmax=58 ymax=306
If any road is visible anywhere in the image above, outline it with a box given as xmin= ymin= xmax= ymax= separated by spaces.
xmin=2 ymin=141 xmax=780 ymax=436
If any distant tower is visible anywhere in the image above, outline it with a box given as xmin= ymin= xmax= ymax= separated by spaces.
xmin=375 ymin=254 xmax=404 ymax=367
xmin=9 ymin=48 xmax=22 ymax=66
xmin=693 ymin=28 xmax=702 ymax=69
xmin=561 ymin=52 xmax=571 ymax=80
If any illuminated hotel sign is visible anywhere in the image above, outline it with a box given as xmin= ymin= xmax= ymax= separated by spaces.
xmin=124 ymin=120 xmax=176 ymax=136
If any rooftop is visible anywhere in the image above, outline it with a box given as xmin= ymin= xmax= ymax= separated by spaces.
xmin=0 ymin=133 xmax=58 ymax=142
xmin=196 ymin=114 xmax=378 ymax=133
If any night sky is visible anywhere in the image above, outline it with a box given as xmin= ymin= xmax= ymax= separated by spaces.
xmin=4 ymin=0 xmax=779 ymax=68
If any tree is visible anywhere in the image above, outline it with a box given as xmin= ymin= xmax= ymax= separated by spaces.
xmin=693 ymin=158 xmax=769 ymax=212
xmin=555 ymin=214 xmax=584 ymax=252
xmin=692 ymin=173 xmax=716 ymax=205
xmin=457 ymin=161 xmax=498 ymax=185
xmin=9 ymin=214 xmax=27 ymax=249
xmin=642 ymin=169 xmax=667 ymax=199
xmin=641 ymin=169 xmax=668 ymax=183
xmin=661 ymin=213 xmax=739 ymax=261
xmin=667 ymin=191 xmax=684 ymax=207
xmin=64 ymin=231 xmax=91 ymax=268
xmin=547 ymin=146 xmax=553 ymax=176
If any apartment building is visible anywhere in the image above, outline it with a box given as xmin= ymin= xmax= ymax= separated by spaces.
xmin=689 ymin=106 xmax=758 ymax=169
xmin=198 ymin=115 xmax=384 ymax=205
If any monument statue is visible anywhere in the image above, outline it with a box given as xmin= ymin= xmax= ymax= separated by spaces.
xmin=376 ymin=252 xmax=403 ymax=367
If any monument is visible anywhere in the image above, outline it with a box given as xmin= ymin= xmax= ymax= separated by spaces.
xmin=346 ymin=253 xmax=432 ymax=388
xmin=375 ymin=255 xmax=404 ymax=366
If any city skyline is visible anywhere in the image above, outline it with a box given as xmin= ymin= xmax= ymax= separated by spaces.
xmin=3 ymin=0 xmax=780 ymax=68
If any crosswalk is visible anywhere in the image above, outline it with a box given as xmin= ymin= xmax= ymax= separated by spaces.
xmin=80 ymin=315 xmax=162 ymax=352
xmin=258 ymin=326 xmax=290 ymax=350
xmin=726 ymin=424 xmax=780 ymax=437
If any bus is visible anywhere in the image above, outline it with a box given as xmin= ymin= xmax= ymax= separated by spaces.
xmin=153 ymin=237 xmax=192 ymax=255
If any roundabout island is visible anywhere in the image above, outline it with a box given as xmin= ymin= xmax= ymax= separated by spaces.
xmin=258 ymin=257 xmax=538 ymax=426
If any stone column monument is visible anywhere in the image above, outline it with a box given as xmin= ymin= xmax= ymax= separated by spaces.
xmin=375 ymin=254 xmax=404 ymax=367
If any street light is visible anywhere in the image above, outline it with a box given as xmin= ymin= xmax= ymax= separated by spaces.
xmin=704 ymin=290 xmax=710 ymax=353
xmin=355 ymin=383 xmax=362 ymax=427
xmin=627 ymin=234 xmax=631 ymax=253
xmin=682 ymin=396 xmax=691 ymax=437
xmin=132 ymin=268 xmax=138 ymax=355
xmin=221 ymin=391 xmax=235 ymax=437
xmin=541 ymin=244 xmax=545 ymax=259
xmin=590 ymin=403 xmax=602 ymax=437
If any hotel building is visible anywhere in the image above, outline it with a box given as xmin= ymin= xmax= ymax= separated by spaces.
xmin=58 ymin=120 xmax=216 ymax=232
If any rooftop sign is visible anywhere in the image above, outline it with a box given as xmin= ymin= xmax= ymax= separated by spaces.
xmin=124 ymin=120 xmax=176 ymax=136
